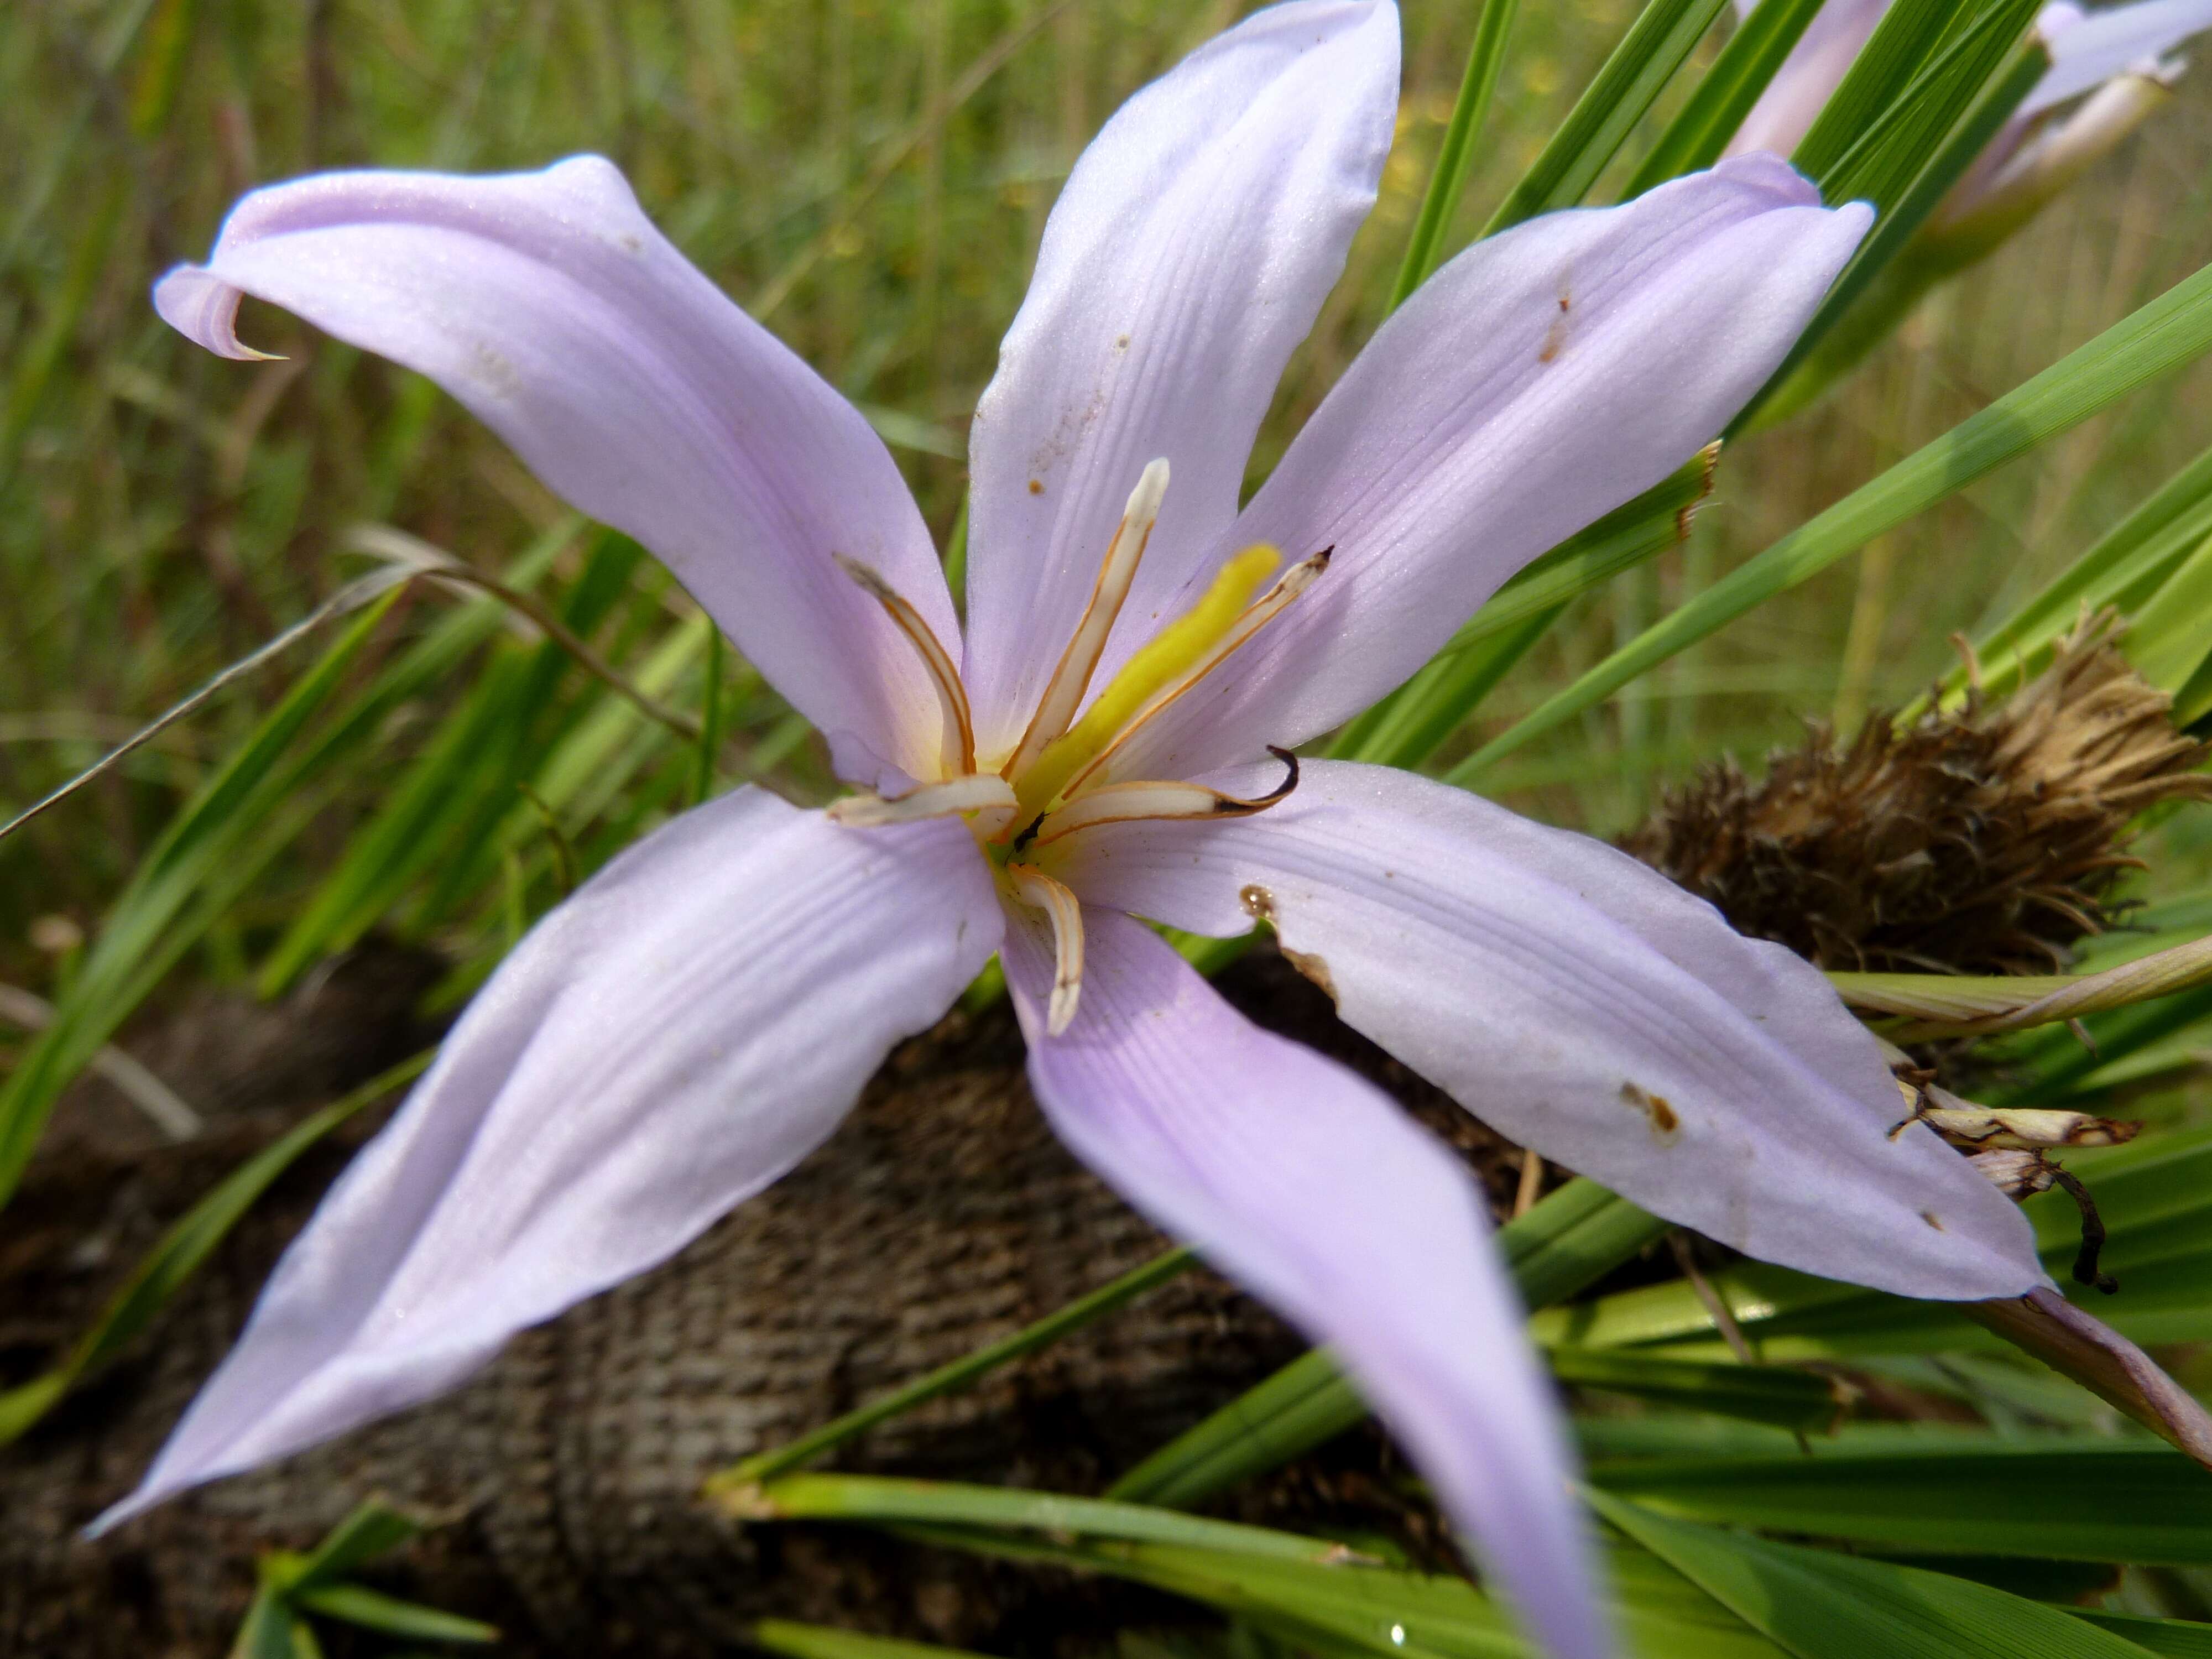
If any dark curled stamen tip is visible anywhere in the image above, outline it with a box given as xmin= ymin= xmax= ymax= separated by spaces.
xmin=1261 ymin=745 xmax=1301 ymax=803
xmin=1011 ymin=813 xmax=1045 ymax=853
xmin=2051 ymin=1166 xmax=2119 ymax=1294
xmin=1311 ymin=545 xmax=1335 ymax=569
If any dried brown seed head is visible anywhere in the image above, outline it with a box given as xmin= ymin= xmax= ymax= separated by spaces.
xmin=1621 ymin=614 xmax=2211 ymax=975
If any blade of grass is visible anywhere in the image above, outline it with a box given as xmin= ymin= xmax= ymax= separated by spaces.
xmin=712 ymin=1245 xmax=1194 ymax=1488
xmin=753 ymin=1623 xmax=998 ymax=1659
xmin=1483 ymin=0 xmax=1731 ymax=235
xmin=1453 ymin=253 xmax=2212 ymax=781
xmin=1624 ymin=0 xmax=1829 ymax=193
xmin=719 ymin=1472 xmax=1347 ymax=1563
xmin=0 ymin=1050 xmax=433 ymax=1443
xmin=1589 ymin=1488 xmax=2166 ymax=1658
xmin=1390 ymin=0 xmax=1520 ymax=305
xmin=0 ymin=589 xmax=405 ymax=1213
xmin=1107 ymin=1180 xmax=1665 ymax=1507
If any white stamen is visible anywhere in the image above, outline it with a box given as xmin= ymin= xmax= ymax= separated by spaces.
xmin=1006 ymin=459 xmax=1171 ymax=780
xmin=1061 ymin=547 xmax=1329 ymax=799
xmin=1021 ymin=750 xmax=1300 ymax=849
xmin=828 ymin=773 xmax=1016 ymax=827
xmin=834 ymin=554 xmax=975 ymax=779
xmin=1007 ymin=863 xmax=1085 ymax=1036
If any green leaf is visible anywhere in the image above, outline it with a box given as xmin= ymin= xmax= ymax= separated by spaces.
xmin=290 ymin=1583 xmax=497 ymax=1643
xmin=0 ymin=588 xmax=404 ymax=1214
xmin=1624 ymin=0 xmax=1828 ymax=192
xmin=1792 ymin=0 xmax=1975 ymax=181
xmin=0 ymin=1051 xmax=433 ymax=1445
xmin=1589 ymin=1488 xmax=2166 ymax=1658
xmin=1334 ymin=456 xmax=1710 ymax=769
xmin=2074 ymin=1612 xmax=2212 ymax=1658
xmin=227 ymin=1592 xmax=306 ymax=1659
xmin=1108 ymin=1181 xmax=1666 ymax=1507
xmin=716 ymin=1246 xmax=1194 ymax=1488
xmin=1532 ymin=1120 xmax=2212 ymax=1360
xmin=752 ymin=1621 xmax=999 ymax=1659
xmin=1550 ymin=1348 xmax=1845 ymax=1433
xmin=1747 ymin=29 xmax=2045 ymax=427
xmin=1483 ymin=0 xmax=1730 ymax=235
xmin=1390 ymin=0 xmax=1520 ymax=306
xmin=1945 ymin=437 xmax=2212 ymax=703
xmin=1588 ymin=1431 xmax=2212 ymax=1563
xmin=1453 ymin=253 xmax=2212 ymax=781
xmin=889 ymin=1526 xmax=1791 ymax=1659
xmin=289 ymin=1498 xmax=430 ymax=1589
xmin=728 ymin=1472 xmax=1344 ymax=1562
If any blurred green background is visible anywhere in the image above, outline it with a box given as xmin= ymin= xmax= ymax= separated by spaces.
xmin=7 ymin=0 xmax=2212 ymax=992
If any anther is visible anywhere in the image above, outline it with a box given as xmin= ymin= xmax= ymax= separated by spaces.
xmin=828 ymin=773 xmax=1017 ymax=828
xmin=1006 ymin=460 xmax=1170 ymax=781
xmin=834 ymin=554 xmax=975 ymax=780
xmin=1007 ymin=864 xmax=1085 ymax=1036
xmin=1057 ymin=550 xmax=1331 ymax=801
xmin=1020 ymin=747 xmax=1300 ymax=848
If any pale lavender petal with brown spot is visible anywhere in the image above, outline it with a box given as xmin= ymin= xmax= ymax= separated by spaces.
xmin=1097 ymin=158 xmax=1870 ymax=785
xmin=960 ymin=0 xmax=1398 ymax=761
xmin=95 ymin=790 xmax=1000 ymax=1531
xmin=154 ymin=158 xmax=953 ymax=787
xmin=1004 ymin=906 xmax=1616 ymax=1659
xmin=1049 ymin=759 xmax=2043 ymax=1300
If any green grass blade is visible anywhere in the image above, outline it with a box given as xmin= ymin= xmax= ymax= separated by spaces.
xmin=1624 ymin=0 xmax=1828 ymax=193
xmin=289 ymin=1583 xmax=495 ymax=1644
xmin=1482 ymin=0 xmax=1731 ymax=236
xmin=1107 ymin=1181 xmax=1665 ymax=1507
xmin=1589 ymin=1434 xmax=2212 ymax=1563
xmin=0 ymin=590 xmax=404 ymax=1214
xmin=714 ymin=1246 xmax=1194 ymax=1487
xmin=1335 ymin=456 xmax=1710 ymax=768
xmin=1792 ymin=0 xmax=1974 ymax=181
xmin=1590 ymin=1488 xmax=2165 ymax=1658
xmin=1390 ymin=0 xmax=1520 ymax=305
xmin=1942 ymin=437 xmax=2212 ymax=702
xmin=1745 ymin=32 xmax=2045 ymax=429
xmin=753 ymin=1622 xmax=999 ymax=1659
xmin=2073 ymin=1613 xmax=2212 ymax=1658
xmin=726 ymin=1472 xmax=1342 ymax=1562
xmin=0 ymin=1051 xmax=432 ymax=1446
xmin=1550 ymin=1348 xmax=1845 ymax=1432
xmin=1454 ymin=254 xmax=2212 ymax=781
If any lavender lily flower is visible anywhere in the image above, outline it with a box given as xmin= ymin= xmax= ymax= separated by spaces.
xmin=104 ymin=4 xmax=2049 ymax=1655
xmin=1731 ymin=0 xmax=2212 ymax=222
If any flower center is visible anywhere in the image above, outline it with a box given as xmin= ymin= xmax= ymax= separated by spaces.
xmin=826 ymin=460 xmax=1326 ymax=1035
xmin=828 ymin=457 xmax=1327 ymax=856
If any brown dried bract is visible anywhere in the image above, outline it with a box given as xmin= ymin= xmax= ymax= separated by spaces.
xmin=1621 ymin=614 xmax=2211 ymax=975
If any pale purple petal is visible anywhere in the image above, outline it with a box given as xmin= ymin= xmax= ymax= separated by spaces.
xmin=1049 ymin=760 xmax=2042 ymax=1300
xmin=1725 ymin=0 xmax=1893 ymax=158
xmin=1099 ymin=158 xmax=1870 ymax=785
xmin=960 ymin=0 xmax=1398 ymax=761
xmin=2023 ymin=0 xmax=2212 ymax=113
xmin=1003 ymin=906 xmax=1614 ymax=1659
xmin=95 ymin=791 xmax=1000 ymax=1530
xmin=154 ymin=158 xmax=954 ymax=787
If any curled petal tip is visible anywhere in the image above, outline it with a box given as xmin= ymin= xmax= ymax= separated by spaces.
xmin=153 ymin=265 xmax=283 ymax=361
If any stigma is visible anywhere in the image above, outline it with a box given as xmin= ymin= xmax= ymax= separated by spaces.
xmin=832 ymin=457 xmax=1326 ymax=854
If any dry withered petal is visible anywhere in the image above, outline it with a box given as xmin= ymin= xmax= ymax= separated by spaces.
xmin=1621 ymin=615 xmax=2211 ymax=975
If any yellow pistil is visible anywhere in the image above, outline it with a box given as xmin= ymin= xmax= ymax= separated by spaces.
xmin=1011 ymin=544 xmax=1281 ymax=821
